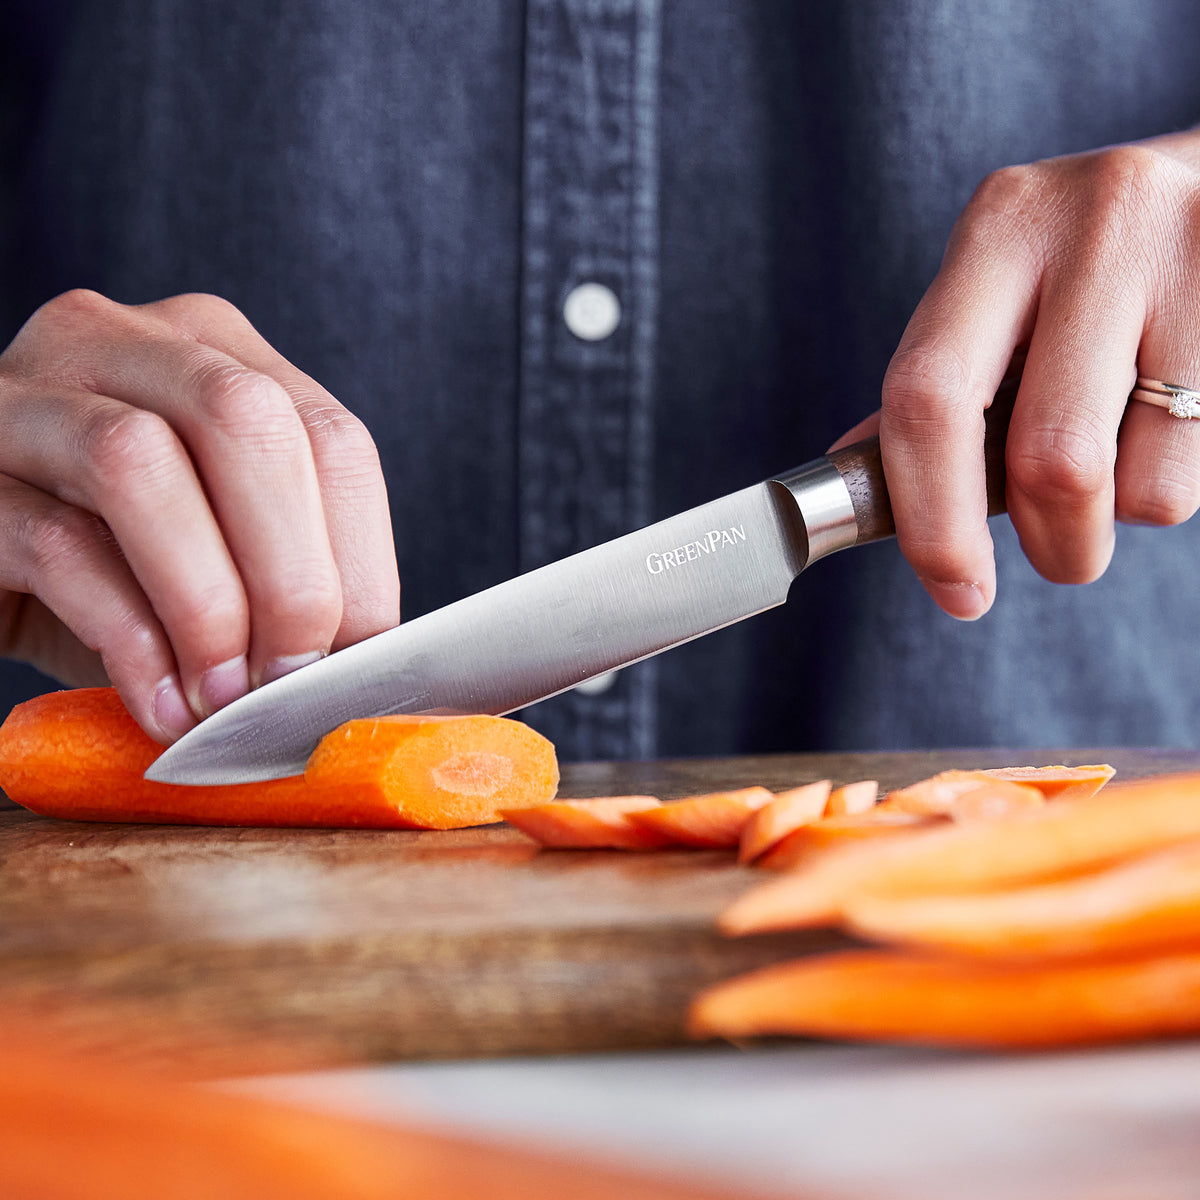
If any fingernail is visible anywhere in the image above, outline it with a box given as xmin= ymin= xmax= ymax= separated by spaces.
xmin=922 ymin=579 xmax=990 ymax=621
xmin=153 ymin=676 xmax=195 ymax=742
xmin=260 ymin=650 xmax=326 ymax=687
xmin=198 ymin=655 xmax=250 ymax=716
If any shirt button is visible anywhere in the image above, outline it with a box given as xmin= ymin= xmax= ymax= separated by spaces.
xmin=574 ymin=669 xmax=618 ymax=695
xmin=563 ymin=282 xmax=621 ymax=341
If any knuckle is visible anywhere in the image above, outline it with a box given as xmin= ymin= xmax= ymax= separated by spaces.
xmin=77 ymin=405 xmax=181 ymax=492
xmin=256 ymin=570 xmax=343 ymax=638
xmin=302 ymin=402 xmax=385 ymax=480
xmin=19 ymin=504 xmax=106 ymax=579
xmin=148 ymin=290 xmax=250 ymax=330
xmin=1120 ymin=470 xmax=1200 ymax=527
xmin=965 ymin=163 xmax=1043 ymax=224
xmin=187 ymin=357 xmax=302 ymax=444
xmin=883 ymin=343 xmax=975 ymax=437
xmin=1008 ymin=425 xmax=1113 ymax=506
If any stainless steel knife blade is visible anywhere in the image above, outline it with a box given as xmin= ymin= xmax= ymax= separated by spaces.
xmin=145 ymin=456 xmax=861 ymax=784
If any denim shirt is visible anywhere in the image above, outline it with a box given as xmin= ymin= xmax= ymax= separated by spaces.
xmin=3 ymin=1 xmax=1200 ymax=759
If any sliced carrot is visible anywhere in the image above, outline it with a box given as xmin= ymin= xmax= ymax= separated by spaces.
xmin=823 ymin=779 xmax=879 ymax=817
xmin=687 ymin=948 xmax=1200 ymax=1050
xmin=979 ymin=763 xmax=1115 ymax=801
xmin=0 ymin=687 xmax=558 ymax=829
xmin=501 ymin=797 xmax=670 ymax=849
xmin=627 ymin=787 xmax=774 ymax=849
xmin=719 ymin=770 xmax=1200 ymax=934
xmin=737 ymin=781 xmax=831 ymax=864
xmin=843 ymin=838 xmax=1200 ymax=960
xmin=304 ymin=712 xmax=559 ymax=829
xmin=883 ymin=764 xmax=1113 ymax=816
xmin=757 ymin=808 xmax=937 ymax=871
xmin=941 ymin=779 xmax=1046 ymax=822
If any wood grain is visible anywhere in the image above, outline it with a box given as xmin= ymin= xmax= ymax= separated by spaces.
xmin=1 ymin=747 xmax=1196 ymax=1077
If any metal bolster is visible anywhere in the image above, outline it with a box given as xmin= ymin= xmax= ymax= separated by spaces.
xmin=769 ymin=458 xmax=859 ymax=568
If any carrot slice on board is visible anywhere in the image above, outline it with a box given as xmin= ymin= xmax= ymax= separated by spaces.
xmin=823 ymin=779 xmax=879 ymax=817
xmin=843 ymin=838 xmax=1200 ymax=960
xmin=883 ymin=764 xmax=1114 ymax=816
xmin=757 ymin=808 xmax=937 ymax=871
xmin=627 ymin=787 xmax=774 ymax=848
xmin=501 ymin=797 xmax=670 ymax=849
xmin=737 ymin=781 xmax=832 ymax=864
xmin=0 ymin=687 xmax=558 ymax=829
xmin=941 ymin=780 xmax=1046 ymax=822
xmin=687 ymin=948 xmax=1200 ymax=1050
xmin=719 ymin=770 xmax=1200 ymax=934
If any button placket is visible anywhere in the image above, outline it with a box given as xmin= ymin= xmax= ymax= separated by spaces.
xmin=519 ymin=0 xmax=661 ymax=759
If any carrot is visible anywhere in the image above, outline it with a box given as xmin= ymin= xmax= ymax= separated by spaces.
xmin=626 ymin=786 xmax=774 ymax=849
xmin=843 ymin=838 xmax=1200 ymax=960
xmin=501 ymin=796 xmax=670 ymax=850
xmin=823 ymin=779 xmax=879 ymax=817
xmin=0 ymin=687 xmax=558 ymax=829
xmin=882 ymin=764 xmax=1113 ymax=816
xmin=3 ymin=1030 xmax=744 ymax=1200
xmin=757 ymin=808 xmax=937 ymax=871
xmin=737 ymin=781 xmax=831 ymax=864
xmin=719 ymin=771 xmax=1200 ymax=934
xmin=304 ymin=712 xmax=559 ymax=829
xmin=686 ymin=947 xmax=1200 ymax=1050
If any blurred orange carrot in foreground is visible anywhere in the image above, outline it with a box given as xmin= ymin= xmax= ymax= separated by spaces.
xmin=2 ymin=1031 xmax=765 ymax=1200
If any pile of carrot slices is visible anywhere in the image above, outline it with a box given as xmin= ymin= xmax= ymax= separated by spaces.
xmin=507 ymin=763 xmax=1200 ymax=1051
xmin=687 ymin=766 xmax=1200 ymax=1051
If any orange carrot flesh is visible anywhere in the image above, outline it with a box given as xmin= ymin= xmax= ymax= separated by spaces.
xmin=882 ymin=765 xmax=1114 ymax=816
xmin=626 ymin=786 xmax=774 ymax=848
xmin=3 ymin=1031 xmax=743 ymax=1200
xmin=500 ymin=797 xmax=669 ymax=849
xmin=823 ymin=779 xmax=879 ymax=817
xmin=719 ymin=771 xmax=1200 ymax=934
xmin=843 ymin=838 xmax=1200 ymax=960
xmin=687 ymin=948 xmax=1200 ymax=1050
xmin=942 ymin=780 xmax=1045 ymax=822
xmin=304 ymin=712 xmax=559 ymax=828
xmin=737 ymin=781 xmax=831 ymax=864
xmin=0 ymin=688 xmax=558 ymax=829
xmin=979 ymin=763 xmax=1115 ymax=801
xmin=757 ymin=808 xmax=937 ymax=871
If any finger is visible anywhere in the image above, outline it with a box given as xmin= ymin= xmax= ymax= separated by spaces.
xmin=1116 ymin=278 xmax=1200 ymax=527
xmin=0 ymin=381 xmax=252 ymax=719
xmin=149 ymin=294 xmax=400 ymax=647
xmin=880 ymin=179 xmax=1041 ymax=619
xmin=32 ymin=291 xmax=344 ymax=691
xmin=1003 ymin=252 xmax=1142 ymax=584
xmin=0 ymin=473 xmax=195 ymax=743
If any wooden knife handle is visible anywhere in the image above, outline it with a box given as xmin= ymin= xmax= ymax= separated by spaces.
xmin=826 ymin=375 xmax=1018 ymax=545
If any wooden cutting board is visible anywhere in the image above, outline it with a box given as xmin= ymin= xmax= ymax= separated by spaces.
xmin=2 ymin=746 xmax=1196 ymax=1078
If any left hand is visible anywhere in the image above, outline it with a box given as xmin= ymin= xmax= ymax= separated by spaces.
xmin=836 ymin=127 xmax=1200 ymax=618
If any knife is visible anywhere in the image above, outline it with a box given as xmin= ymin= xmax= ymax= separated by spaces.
xmin=147 ymin=385 xmax=1015 ymax=785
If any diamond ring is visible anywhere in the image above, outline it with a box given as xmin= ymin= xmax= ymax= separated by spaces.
xmin=1130 ymin=376 xmax=1200 ymax=420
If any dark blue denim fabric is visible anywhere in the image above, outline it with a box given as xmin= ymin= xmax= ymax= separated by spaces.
xmin=2 ymin=1 xmax=1200 ymax=758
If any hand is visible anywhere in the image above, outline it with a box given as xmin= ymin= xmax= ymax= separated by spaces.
xmin=0 ymin=290 xmax=400 ymax=741
xmin=848 ymin=128 xmax=1200 ymax=618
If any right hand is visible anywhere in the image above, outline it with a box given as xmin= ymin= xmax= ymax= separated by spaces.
xmin=0 ymin=289 xmax=401 ymax=743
